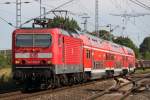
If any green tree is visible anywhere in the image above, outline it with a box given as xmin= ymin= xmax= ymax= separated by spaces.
xmin=113 ymin=36 xmax=140 ymax=58
xmin=90 ymin=30 xmax=114 ymax=41
xmin=140 ymin=37 xmax=150 ymax=52
xmin=142 ymin=51 xmax=150 ymax=60
xmin=140 ymin=37 xmax=150 ymax=59
xmin=47 ymin=17 xmax=81 ymax=32
xmin=98 ymin=30 xmax=114 ymax=41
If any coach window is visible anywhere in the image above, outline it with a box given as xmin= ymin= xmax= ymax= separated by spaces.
xmin=106 ymin=53 xmax=108 ymax=60
xmin=106 ymin=53 xmax=111 ymax=60
xmin=122 ymin=56 xmax=125 ymax=61
xmin=86 ymin=49 xmax=91 ymax=59
xmin=111 ymin=54 xmax=114 ymax=60
xmin=126 ymin=57 xmax=128 ymax=61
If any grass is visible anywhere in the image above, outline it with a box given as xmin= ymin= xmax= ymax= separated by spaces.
xmin=0 ymin=67 xmax=12 ymax=82
xmin=0 ymin=67 xmax=19 ymax=93
xmin=135 ymin=68 xmax=150 ymax=74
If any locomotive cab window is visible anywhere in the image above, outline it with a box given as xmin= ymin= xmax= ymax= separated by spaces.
xmin=16 ymin=34 xmax=52 ymax=47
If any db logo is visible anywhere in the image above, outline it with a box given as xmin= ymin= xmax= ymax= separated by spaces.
xmin=30 ymin=53 xmax=38 ymax=58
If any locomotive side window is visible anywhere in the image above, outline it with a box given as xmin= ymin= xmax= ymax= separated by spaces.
xmin=16 ymin=34 xmax=52 ymax=47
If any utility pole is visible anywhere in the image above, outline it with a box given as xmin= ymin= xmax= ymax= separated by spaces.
xmin=106 ymin=24 xmax=112 ymax=32
xmin=40 ymin=0 xmax=42 ymax=19
xmin=95 ymin=0 xmax=99 ymax=36
xmin=16 ymin=0 xmax=31 ymax=28
xmin=42 ymin=7 xmax=46 ymax=18
xmin=2 ymin=1 xmax=30 ymax=28
xmin=16 ymin=0 xmax=21 ymax=28
xmin=110 ymin=12 xmax=150 ymax=35
xmin=81 ymin=16 xmax=90 ymax=32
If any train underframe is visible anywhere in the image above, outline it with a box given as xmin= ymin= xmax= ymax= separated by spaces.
xmin=13 ymin=65 xmax=133 ymax=92
xmin=13 ymin=65 xmax=86 ymax=91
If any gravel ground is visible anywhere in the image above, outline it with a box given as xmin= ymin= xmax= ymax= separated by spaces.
xmin=23 ymin=79 xmax=115 ymax=100
xmin=125 ymin=91 xmax=150 ymax=100
xmin=95 ymin=78 xmax=150 ymax=100
xmin=18 ymin=75 xmax=150 ymax=100
xmin=95 ymin=91 xmax=150 ymax=100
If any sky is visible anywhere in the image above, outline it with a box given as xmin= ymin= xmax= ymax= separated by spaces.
xmin=0 ymin=0 xmax=150 ymax=50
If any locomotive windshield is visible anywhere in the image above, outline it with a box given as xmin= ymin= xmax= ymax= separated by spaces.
xmin=16 ymin=34 xmax=52 ymax=47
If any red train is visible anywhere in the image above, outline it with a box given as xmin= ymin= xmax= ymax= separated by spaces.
xmin=12 ymin=28 xmax=135 ymax=90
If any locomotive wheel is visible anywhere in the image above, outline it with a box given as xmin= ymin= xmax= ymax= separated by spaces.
xmin=83 ymin=72 xmax=90 ymax=83
xmin=79 ymin=73 xmax=84 ymax=83
xmin=74 ymin=73 xmax=82 ymax=84
xmin=56 ymin=76 xmax=61 ymax=87
xmin=21 ymin=86 xmax=29 ymax=93
xmin=61 ymin=74 xmax=68 ymax=86
xmin=51 ymin=75 xmax=61 ymax=89
xmin=68 ymin=75 xmax=74 ymax=86
xmin=21 ymin=81 xmax=30 ymax=93
xmin=77 ymin=73 xmax=83 ymax=83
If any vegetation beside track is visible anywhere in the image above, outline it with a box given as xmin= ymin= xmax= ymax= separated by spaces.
xmin=0 ymin=66 xmax=149 ymax=93
xmin=0 ymin=67 xmax=19 ymax=93
xmin=0 ymin=67 xmax=11 ymax=82
xmin=135 ymin=68 xmax=150 ymax=74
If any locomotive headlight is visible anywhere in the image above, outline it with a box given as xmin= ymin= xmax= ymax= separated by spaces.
xmin=15 ymin=60 xmax=20 ymax=64
xmin=47 ymin=61 xmax=51 ymax=64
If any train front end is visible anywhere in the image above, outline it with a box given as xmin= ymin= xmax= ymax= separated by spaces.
xmin=12 ymin=28 xmax=55 ymax=88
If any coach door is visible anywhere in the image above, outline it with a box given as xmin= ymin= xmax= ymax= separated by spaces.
xmin=83 ymin=48 xmax=92 ymax=71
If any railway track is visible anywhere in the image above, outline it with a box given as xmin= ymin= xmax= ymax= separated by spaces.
xmin=0 ymin=91 xmax=21 ymax=99
xmin=86 ymin=73 xmax=150 ymax=100
xmin=0 ymin=78 xmax=113 ymax=100
xmin=120 ymin=76 xmax=150 ymax=100
xmin=1 ymin=73 xmax=149 ymax=100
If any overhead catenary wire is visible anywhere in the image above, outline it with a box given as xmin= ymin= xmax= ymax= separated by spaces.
xmin=0 ymin=1 xmax=32 ymax=28
xmin=0 ymin=16 xmax=15 ymax=28
xmin=20 ymin=0 xmax=75 ymax=27
xmin=129 ymin=0 xmax=150 ymax=11
xmin=33 ymin=2 xmax=55 ymax=9
xmin=128 ymin=18 xmax=150 ymax=45
xmin=135 ymin=0 xmax=150 ymax=9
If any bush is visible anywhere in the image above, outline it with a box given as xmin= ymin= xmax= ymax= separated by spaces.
xmin=0 ymin=54 xmax=11 ymax=68
xmin=143 ymin=51 xmax=150 ymax=60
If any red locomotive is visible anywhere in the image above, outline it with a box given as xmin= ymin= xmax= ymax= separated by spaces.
xmin=12 ymin=28 xmax=135 ymax=90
